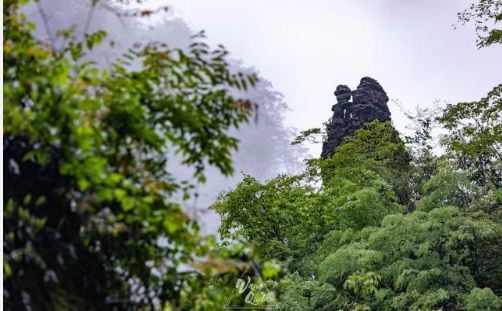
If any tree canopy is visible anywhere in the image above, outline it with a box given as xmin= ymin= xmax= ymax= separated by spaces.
xmin=4 ymin=0 xmax=258 ymax=309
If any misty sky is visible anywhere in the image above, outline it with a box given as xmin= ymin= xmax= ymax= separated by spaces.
xmin=157 ymin=0 xmax=501 ymax=155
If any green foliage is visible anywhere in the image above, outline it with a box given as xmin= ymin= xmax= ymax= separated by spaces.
xmin=464 ymin=287 xmax=501 ymax=311
xmin=291 ymin=127 xmax=322 ymax=145
xmin=344 ymin=270 xmax=381 ymax=298
xmin=457 ymin=0 xmax=502 ymax=48
xmin=213 ymin=122 xmax=407 ymax=275
xmin=211 ymin=174 xmax=331 ymax=275
xmin=316 ymin=207 xmax=502 ymax=310
xmin=321 ymin=121 xmax=411 ymax=206
xmin=324 ymin=121 xmax=410 ymax=176
xmin=319 ymin=247 xmax=383 ymax=287
xmin=439 ymin=84 xmax=502 ymax=188
xmin=168 ymin=242 xmax=279 ymax=311
xmin=213 ymin=105 xmax=502 ymax=310
xmin=216 ymin=118 xmax=502 ymax=309
xmin=3 ymin=0 xmax=258 ymax=309
xmin=277 ymin=273 xmax=340 ymax=311
xmin=416 ymin=160 xmax=473 ymax=212
xmin=402 ymin=107 xmax=440 ymax=211
xmin=211 ymin=2 xmax=502 ymax=310
xmin=327 ymin=175 xmax=402 ymax=229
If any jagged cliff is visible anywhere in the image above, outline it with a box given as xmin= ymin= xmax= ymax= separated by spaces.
xmin=321 ymin=77 xmax=392 ymax=158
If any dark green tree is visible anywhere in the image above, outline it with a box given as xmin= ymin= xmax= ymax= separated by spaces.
xmin=439 ymin=84 xmax=502 ymax=189
xmin=3 ymin=0 xmax=258 ymax=309
xmin=320 ymin=121 xmax=411 ymax=207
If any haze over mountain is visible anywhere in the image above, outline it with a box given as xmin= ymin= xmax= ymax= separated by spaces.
xmin=23 ymin=0 xmax=307 ymax=233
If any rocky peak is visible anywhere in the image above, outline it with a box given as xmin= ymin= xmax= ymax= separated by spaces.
xmin=321 ymin=77 xmax=392 ymax=158
xmin=334 ymin=85 xmax=352 ymax=102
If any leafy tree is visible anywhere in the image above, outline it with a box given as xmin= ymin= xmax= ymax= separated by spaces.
xmin=3 ymin=0 xmax=258 ymax=309
xmin=438 ymin=84 xmax=502 ymax=188
xmin=464 ymin=287 xmax=501 ymax=311
xmin=277 ymin=273 xmax=339 ymax=311
xmin=416 ymin=159 xmax=474 ymax=212
xmin=292 ymin=127 xmax=324 ymax=145
xmin=210 ymin=1 xmax=502 ymax=309
xmin=441 ymin=0 xmax=502 ymax=219
xmin=216 ymin=113 xmax=502 ymax=310
xmin=324 ymin=170 xmax=402 ymax=230
xmin=213 ymin=121 xmax=409 ymax=273
xmin=402 ymin=107 xmax=440 ymax=210
xmin=320 ymin=121 xmax=411 ymax=206
xmin=457 ymin=0 xmax=502 ymax=48
xmin=211 ymin=174 xmax=331 ymax=275
xmin=316 ymin=207 xmax=502 ymax=310
xmin=215 ymin=115 xmax=502 ymax=310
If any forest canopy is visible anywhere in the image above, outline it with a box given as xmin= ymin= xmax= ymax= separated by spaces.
xmin=211 ymin=1 xmax=502 ymax=309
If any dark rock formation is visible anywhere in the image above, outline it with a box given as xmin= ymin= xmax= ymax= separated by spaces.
xmin=321 ymin=77 xmax=392 ymax=158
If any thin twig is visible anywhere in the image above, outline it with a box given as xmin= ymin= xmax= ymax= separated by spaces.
xmin=36 ymin=1 xmax=56 ymax=49
xmin=83 ymin=0 xmax=98 ymax=39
